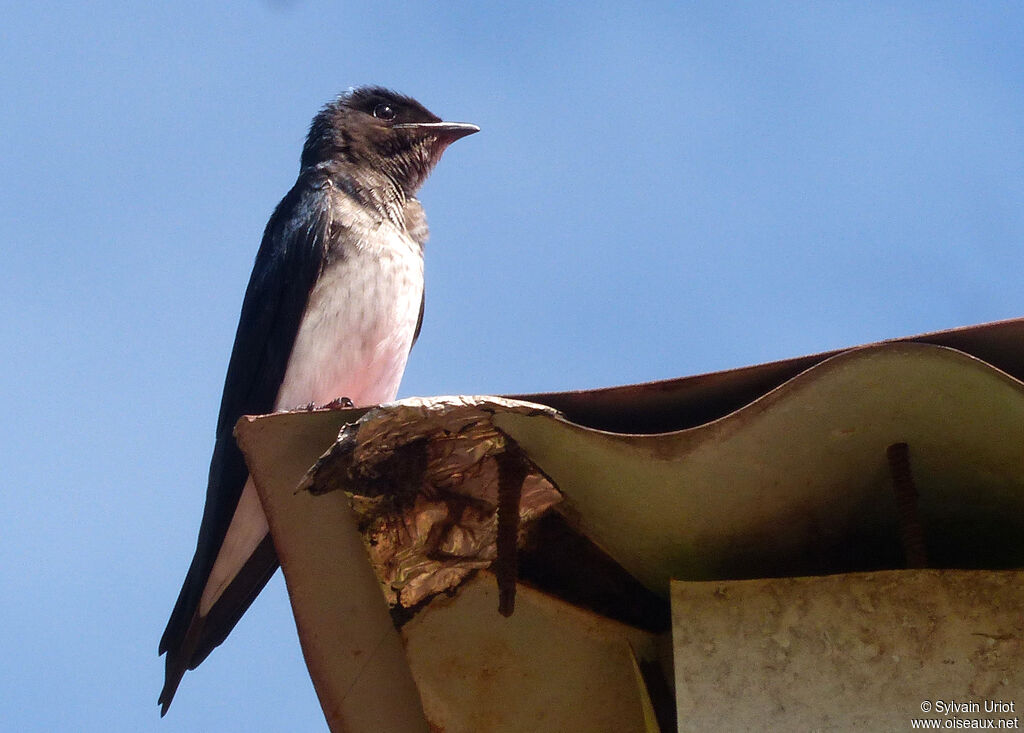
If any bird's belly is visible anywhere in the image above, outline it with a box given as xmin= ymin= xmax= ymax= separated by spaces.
xmin=274 ymin=247 xmax=424 ymax=410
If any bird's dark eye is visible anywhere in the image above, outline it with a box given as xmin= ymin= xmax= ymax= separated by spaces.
xmin=373 ymin=103 xmax=396 ymax=120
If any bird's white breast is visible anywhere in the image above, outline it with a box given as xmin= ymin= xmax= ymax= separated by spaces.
xmin=275 ymin=220 xmax=424 ymax=411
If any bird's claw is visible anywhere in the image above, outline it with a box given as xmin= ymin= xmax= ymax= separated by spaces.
xmin=300 ymin=397 xmax=354 ymax=412
xmin=324 ymin=396 xmax=355 ymax=409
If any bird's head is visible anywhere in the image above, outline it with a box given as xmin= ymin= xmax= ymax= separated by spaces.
xmin=302 ymin=87 xmax=479 ymax=199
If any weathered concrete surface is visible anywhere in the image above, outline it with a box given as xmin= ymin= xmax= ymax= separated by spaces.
xmin=673 ymin=570 xmax=1024 ymax=731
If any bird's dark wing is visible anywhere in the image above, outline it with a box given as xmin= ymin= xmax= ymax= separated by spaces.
xmin=159 ymin=175 xmax=330 ymax=713
xmin=412 ymin=290 xmax=425 ymax=346
xmin=405 ymin=197 xmax=428 ymax=347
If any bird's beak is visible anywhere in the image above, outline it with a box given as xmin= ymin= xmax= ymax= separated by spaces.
xmin=394 ymin=121 xmax=480 ymax=144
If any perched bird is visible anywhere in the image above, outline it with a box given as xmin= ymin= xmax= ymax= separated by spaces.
xmin=158 ymin=87 xmax=478 ymax=714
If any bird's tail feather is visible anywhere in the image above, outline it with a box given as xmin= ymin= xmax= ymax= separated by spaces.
xmin=158 ymin=535 xmax=278 ymax=715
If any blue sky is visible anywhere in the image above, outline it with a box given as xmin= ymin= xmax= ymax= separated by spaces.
xmin=2 ymin=2 xmax=1022 ymax=730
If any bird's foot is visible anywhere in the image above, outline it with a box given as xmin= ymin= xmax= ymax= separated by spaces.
xmin=324 ymin=397 xmax=355 ymax=409
xmin=300 ymin=397 xmax=355 ymax=412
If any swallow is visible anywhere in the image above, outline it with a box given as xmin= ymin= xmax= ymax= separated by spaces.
xmin=159 ymin=87 xmax=478 ymax=713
